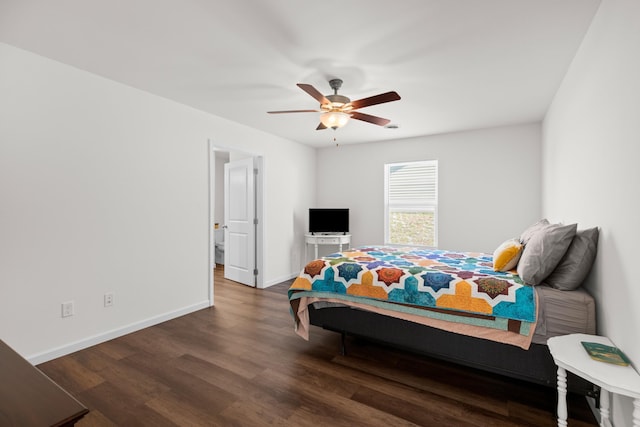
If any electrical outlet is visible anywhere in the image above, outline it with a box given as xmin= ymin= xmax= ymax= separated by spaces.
xmin=61 ymin=301 xmax=74 ymax=317
xmin=104 ymin=293 xmax=114 ymax=307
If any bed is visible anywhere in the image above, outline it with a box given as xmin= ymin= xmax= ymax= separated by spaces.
xmin=288 ymin=221 xmax=599 ymax=394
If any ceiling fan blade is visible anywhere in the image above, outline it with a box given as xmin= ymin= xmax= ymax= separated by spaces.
xmin=267 ymin=109 xmax=319 ymax=114
xmin=351 ymin=111 xmax=391 ymax=126
xmin=350 ymin=91 xmax=401 ymax=110
xmin=297 ymin=83 xmax=331 ymax=105
xmin=316 ymin=123 xmax=327 ymax=130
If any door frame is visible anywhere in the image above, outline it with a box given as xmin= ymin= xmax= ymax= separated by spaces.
xmin=208 ymin=140 xmax=265 ymax=306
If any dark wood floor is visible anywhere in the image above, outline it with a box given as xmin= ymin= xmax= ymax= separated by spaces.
xmin=38 ymin=267 xmax=598 ymax=426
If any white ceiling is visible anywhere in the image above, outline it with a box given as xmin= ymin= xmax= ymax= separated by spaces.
xmin=0 ymin=0 xmax=600 ymax=147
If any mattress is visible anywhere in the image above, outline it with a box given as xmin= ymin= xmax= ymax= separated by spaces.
xmin=307 ymin=285 xmax=595 ymax=348
xmin=291 ymin=246 xmax=596 ymax=350
xmin=532 ymin=285 xmax=596 ymax=344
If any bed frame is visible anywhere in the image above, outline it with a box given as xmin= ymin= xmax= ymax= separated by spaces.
xmin=308 ymin=305 xmax=595 ymax=396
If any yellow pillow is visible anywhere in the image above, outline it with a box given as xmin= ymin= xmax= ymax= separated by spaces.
xmin=493 ymin=239 xmax=524 ymax=272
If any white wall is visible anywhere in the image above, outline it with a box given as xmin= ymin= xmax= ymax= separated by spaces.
xmin=315 ymin=123 xmax=541 ymax=255
xmin=543 ymin=0 xmax=640 ymax=424
xmin=0 ymin=43 xmax=315 ymax=362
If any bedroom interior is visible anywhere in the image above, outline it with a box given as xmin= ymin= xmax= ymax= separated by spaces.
xmin=1 ymin=0 xmax=639 ymax=425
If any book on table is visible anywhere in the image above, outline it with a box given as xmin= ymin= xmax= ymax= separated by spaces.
xmin=581 ymin=341 xmax=630 ymax=366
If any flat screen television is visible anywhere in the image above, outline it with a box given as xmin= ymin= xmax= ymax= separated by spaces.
xmin=309 ymin=208 xmax=349 ymax=234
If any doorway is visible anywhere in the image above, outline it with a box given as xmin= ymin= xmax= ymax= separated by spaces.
xmin=208 ymin=141 xmax=264 ymax=306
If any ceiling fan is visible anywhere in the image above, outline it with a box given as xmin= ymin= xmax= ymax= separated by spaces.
xmin=268 ymin=79 xmax=401 ymax=130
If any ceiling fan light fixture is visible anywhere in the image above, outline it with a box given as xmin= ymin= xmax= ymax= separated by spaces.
xmin=320 ymin=111 xmax=350 ymax=129
xmin=268 ymin=79 xmax=400 ymax=131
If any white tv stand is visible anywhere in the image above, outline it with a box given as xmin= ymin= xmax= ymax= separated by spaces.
xmin=305 ymin=233 xmax=351 ymax=260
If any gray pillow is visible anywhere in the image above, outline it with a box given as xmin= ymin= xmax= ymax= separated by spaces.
xmin=544 ymin=227 xmax=599 ymax=290
xmin=517 ymin=222 xmax=577 ymax=285
xmin=519 ymin=218 xmax=550 ymax=245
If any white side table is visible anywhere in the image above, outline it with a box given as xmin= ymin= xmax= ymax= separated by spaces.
xmin=547 ymin=333 xmax=640 ymax=427
xmin=305 ymin=233 xmax=351 ymax=260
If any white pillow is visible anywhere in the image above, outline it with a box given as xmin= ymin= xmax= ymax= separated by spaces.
xmin=492 ymin=239 xmax=524 ymax=272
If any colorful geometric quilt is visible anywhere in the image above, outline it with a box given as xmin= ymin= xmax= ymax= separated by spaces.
xmin=288 ymin=246 xmax=537 ymax=336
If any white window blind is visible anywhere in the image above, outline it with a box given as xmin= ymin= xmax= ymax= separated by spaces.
xmin=387 ymin=161 xmax=437 ymax=208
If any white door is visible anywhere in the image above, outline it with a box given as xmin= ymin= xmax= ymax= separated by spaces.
xmin=224 ymin=157 xmax=255 ymax=286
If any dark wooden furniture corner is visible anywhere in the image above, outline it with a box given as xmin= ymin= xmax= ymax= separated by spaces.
xmin=0 ymin=339 xmax=88 ymax=426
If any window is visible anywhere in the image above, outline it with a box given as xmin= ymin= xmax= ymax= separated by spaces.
xmin=384 ymin=160 xmax=438 ymax=247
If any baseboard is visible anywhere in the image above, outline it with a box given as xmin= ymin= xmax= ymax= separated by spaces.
xmin=261 ymin=272 xmax=298 ymax=289
xmin=27 ymin=300 xmax=210 ymax=365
